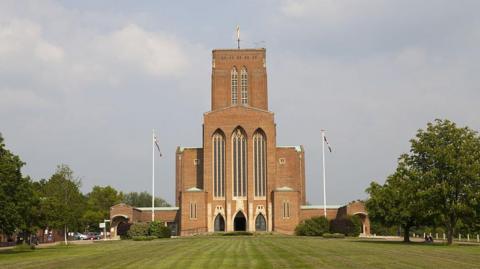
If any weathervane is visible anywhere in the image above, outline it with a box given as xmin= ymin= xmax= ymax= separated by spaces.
xmin=236 ymin=25 xmax=240 ymax=49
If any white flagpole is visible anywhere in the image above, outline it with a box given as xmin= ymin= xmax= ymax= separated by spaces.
xmin=321 ymin=130 xmax=327 ymax=218
xmin=152 ymin=129 xmax=155 ymax=222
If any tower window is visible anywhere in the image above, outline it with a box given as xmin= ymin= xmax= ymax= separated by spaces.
xmin=240 ymin=67 xmax=248 ymax=105
xmin=231 ymin=68 xmax=238 ymax=105
xmin=213 ymin=132 xmax=225 ymax=198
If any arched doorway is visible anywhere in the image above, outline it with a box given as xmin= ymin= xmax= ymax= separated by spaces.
xmin=111 ymin=215 xmax=129 ymax=239
xmin=214 ymin=214 xmax=225 ymax=232
xmin=233 ymin=211 xmax=247 ymax=231
xmin=353 ymin=212 xmax=370 ymax=235
xmin=255 ymin=214 xmax=266 ymax=231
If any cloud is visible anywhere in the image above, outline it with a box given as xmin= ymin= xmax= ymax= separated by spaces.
xmin=92 ymin=24 xmax=189 ymax=77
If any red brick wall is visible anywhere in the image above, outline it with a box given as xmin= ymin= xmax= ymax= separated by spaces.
xmin=272 ymin=191 xmax=300 ymax=234
xmin=275 ymin=147 xmax=305 ymax=204
xmin=300 ymin=208 xmax=339 ymax=221
xmin=180 ymin=191 xmax=207 ymax=235
xmin=176 ymin=148 xmax=203 ymax=206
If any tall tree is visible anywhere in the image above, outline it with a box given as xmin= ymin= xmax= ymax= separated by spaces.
xmin=83 ymin=186 xmax=123 ymax=231
xmin=407 ymin=119 xmax=480 ymax=244
xmin=122 ymin=191 xmax=170 ymax=207
xmin=366 ymin=157 xmax=430 ymax=242
xmin=0 ymin=134 xmax=36 ymax=238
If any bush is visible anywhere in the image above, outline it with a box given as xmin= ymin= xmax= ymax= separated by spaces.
xmin=149 ymin=221 xmax=171 ymax=238
xmin=222 ymin=231 xmax=253 ymax=236
xmin=323 ymin=233 xmax=345 ymax=239
xmin=132 ymin=236 xmax=157 ymax=241
xmin=127 ymin=222 xmax=150 ymax=238
xmin=13 ymin=243 xmax=35 ymax=252
xmin=329 ymin=215 xmax=362 ymax=236
xmin=295 ymin=216 xmax=329 ymax=236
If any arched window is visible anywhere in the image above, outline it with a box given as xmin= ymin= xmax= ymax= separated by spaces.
xmin=240 ymin=67 xmax=248 ymax=105
xmin=255 ymin=214 xmax=267 ymax=231
xmin=212 ymin=131 xmax=225 ymax=198
xmin=253 ymin=131 xmax=266 ymax=197
xmin=231 ymin=67 xmax=238 ymax=105
xmin=232 ymin=128 xmax=247 ymax=197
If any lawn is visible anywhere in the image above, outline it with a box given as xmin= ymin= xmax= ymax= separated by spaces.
xmin=0 ymin=236 xmax=479 ymax=269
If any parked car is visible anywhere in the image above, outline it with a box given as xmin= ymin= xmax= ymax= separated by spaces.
xmin=73 ymin=232 xmax=87 ymax=240
xmin=86 ymin=232 xmax=101 ymax=240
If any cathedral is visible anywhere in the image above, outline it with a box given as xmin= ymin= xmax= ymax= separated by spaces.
xmin=110 ymin=47 xmax=370 ymax=236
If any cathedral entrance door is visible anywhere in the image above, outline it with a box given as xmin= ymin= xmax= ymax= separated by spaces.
xmin=233 ymin=211 xmax=247 ymax=231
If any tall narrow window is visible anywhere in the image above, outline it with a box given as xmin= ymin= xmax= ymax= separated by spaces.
xmin=240 ymin=67 xmax=248 ymax=105
xmin=190 ymin=202 xmax=197 ymax=219
xmin=254 ymin=131 xmax=266 ymax=197
xmin=213 ymin=132 xmax=225 ymax=198
xmin=232 ymin=128 xmax=247 ymax=197
xmin=282 ymin=201 xmax=290 ymax=219
xmin=231 ymin=68 xmax=238 ymax=105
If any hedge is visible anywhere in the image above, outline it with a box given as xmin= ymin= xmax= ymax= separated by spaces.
xmin=295 ymin=216 xmax=329 ymax=236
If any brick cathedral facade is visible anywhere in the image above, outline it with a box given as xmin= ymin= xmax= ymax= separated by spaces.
xmin=110 ymin=47 xmax=370 ymax=237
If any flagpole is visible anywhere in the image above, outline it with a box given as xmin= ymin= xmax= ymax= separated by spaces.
xmin=321 ymin=129 xmax=327 ymax=218
xmin=152 ymin=129 xmax=155 ymax=222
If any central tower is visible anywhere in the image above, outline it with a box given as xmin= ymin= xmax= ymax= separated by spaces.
xmin=211 ymin=49 xmax=268 ymax=111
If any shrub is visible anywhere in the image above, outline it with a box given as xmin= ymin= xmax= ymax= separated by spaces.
xmin=13 ymin=243 xmax=35 ymax=252
xmin=222 ymin=231 xmax=253 ymax=236
xmin=127 ymin=222 xmax=150 ymax=238
xmin=295 ymin=216 xmax=329 ymax=236
xmin=323 ymin=233 xmax=345 ymax=239
xmin=329 ymin=215 xmax=362 ymax=236
xmin=132 ymin=236 xmax=157 ymax=241
xmin=149 ymin=221 xmax=171 ymax=238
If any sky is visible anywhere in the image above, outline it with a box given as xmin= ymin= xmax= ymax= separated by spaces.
xmin=1 ymin=0 xmax=479 ymax=206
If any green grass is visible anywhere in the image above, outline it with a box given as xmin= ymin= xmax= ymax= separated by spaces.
xmin=0 ymin=236 xmax=479 ymax=269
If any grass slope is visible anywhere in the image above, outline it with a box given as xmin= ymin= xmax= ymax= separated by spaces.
xmin=0 ymin=237 xmax=479 ymax=269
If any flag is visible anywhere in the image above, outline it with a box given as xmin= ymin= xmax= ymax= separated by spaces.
xmin=236 ymin=25 xmax=240 ymax=40
xmin=154 ymin=135 xmax=162 ymax=157
xmin=324 ymin=136 xmax=332 ymax=153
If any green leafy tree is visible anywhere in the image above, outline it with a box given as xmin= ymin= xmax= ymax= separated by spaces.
xmin=0 ymin=134 xmax=37 ymax=238
xmin=407 ymin=119 xmax=480 ymax=244
xmin=366 ymin=158 xmax=429 ymax=242
xmin=83 ymin=186 xmax=123 ymax=231
xmin=122 ymin=191 xmax=170 ymax=207
xmin=36 ymin=165 xmax=86 ymax=240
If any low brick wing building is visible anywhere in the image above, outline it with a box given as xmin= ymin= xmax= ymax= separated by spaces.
xmin=110 ymin=46 xmax=370 ymax=237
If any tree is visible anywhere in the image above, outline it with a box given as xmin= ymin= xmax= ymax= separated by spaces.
xmin=83 ymin=186 xmax=123 ymax=231
xmin=122 ymin=191 xmax=170 ymax=207
xmin=366 ymin=157 xmax=430 ymax=242
xmin=407 ymin=119 xmax=480 ymax=244
xmin=36 ymin=165 xmax=86 ymax=242
xmin=0 ymin=134 xmax=37 ymax=239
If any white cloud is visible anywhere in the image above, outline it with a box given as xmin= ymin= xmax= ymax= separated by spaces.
xmin=92 ymin=24 xmax=189 ymax=77
xmin=0 ymin=19 xmax=64 ymax=63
